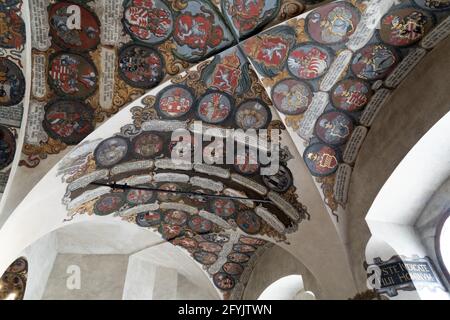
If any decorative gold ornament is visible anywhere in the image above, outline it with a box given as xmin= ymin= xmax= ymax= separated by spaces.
xmin=64 ymin=154 xmax=98 ymax=184
xmin=283 ymin=186 xmax=310 ymax=221
xmin=287 ymin=18 xmax=309 ymax=43
xmin=22 ymin=137 xmax=68 ymax=159
xmin=166 ymin=0 xmax=188 ymax=11
xmin=272 ymin=0 xmax=305 ymax=26
xmin=67 ymin=199 xmax=96 ymax=220
xmin=261 ymin=70 xmax=289 ymax=88
xmin=285 ymin=114 xmax=304 ymax=130
xmin=159 ymin=40 xmax=191 ymax=75
xmin=315 ymin=174 xmax=339 ymax=213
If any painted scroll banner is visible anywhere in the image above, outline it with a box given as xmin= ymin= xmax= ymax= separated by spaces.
xmin=319 ymin=49 xmax=353 ymax=92
xmin=24 ymin=101 xmax=47 ymax=146
xmin=99 ymin=47 xmax=116 ymax=110
xmin=32 ymin=53 xmax=47 ymax=99
xmin=297 ymin=91 xmax=329 ymax=140
xmin=208 ymin=232 xmax=240 ymax=275
xmin=421 ymin=15 xmax=450 ymax=50
xmin=199 ymin=210 xmax=232 ymax=230
xmin=346 ymin=0 xmax=391 ymax=51
xmin=384 ymin=48 xmax=427 ymax=89
xmin=67 ymin=186 xmax=111 ymax=210
xmin=110 ymin=160 xmax=154 ymax=176
xmin=29 ymin=0 xmax=51 ymax=51
xmin=0 ymin=172 xmax=9 ymax=193
xmin=360 ymin=89 xmax=391 ymax=127
xmin=0 ymin=104 xmax=23 ymax=128
xmin=333 ymin=163 xmax=352 ymax=204
xmin=99 ymin=0 xmax=124 ymax=45
xmin=343 ymin=126 xmax=368 ymax=164
xmin=255 ymin=206 xmax=286 ymax=234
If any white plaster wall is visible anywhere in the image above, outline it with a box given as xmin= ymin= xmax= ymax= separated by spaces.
xmin=123 ymin=251 xmax=219 ymax=300
xmin=42 ymin=254 xmax=128 ymax=300
xmin=243 ymin=245 xmax=323 ymax=299
xmin=132 ymin=242 xmax=221 ymax=300
xmin=366 ymin=112 xmax=450 ymax=300
xmin=152 ymin=266 xmax=178 ymax=299
xmin=176 ymin=274 xmax=217 ymax=300
xmin=122 ymin=257 xmax=157 ymax=300
xmin=22 ymin=232 xmax=58 ymax=300
xmin=56 ymin=219 xmax=163 ymax=255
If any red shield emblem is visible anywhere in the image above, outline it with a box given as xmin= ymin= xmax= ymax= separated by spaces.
xmin=245 ymin=35 xmax=290 ymax=68
xmin=211 ymin=64 xmax=241 ymax=94
xmin=174 ymin=12 xmax=223 ymax=51
xmin=228 ymin=0 xmax=264 ymax=32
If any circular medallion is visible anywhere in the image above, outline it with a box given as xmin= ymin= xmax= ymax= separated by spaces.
xmin=233 ymin=244 xmax=255 ymax=253
xmin=156 ymin=84 xmax=194 ymax=119
xmin=196 ymin=91 xmax=233 ymax=124
xmin=48 ymin=2 xmax=100 ymax=51
xmin=213 ymin=272 xmax=235 ymax=291
xmin=132 ymin=132 xmax=164 ymax=158
xmin=163 ymin=210 xmax=188 ymax=226
xmin=0 ymin=9 xmax=26 ymax=49
xmin=187 ymin=188 xmax=211 ymax=206
xmin=172 ymin=8 xmax=227 ymax=62
xmin=118 ymin=44 xmax=164 ymax=89
xmin=48 ymin=52 xmax=98 ymax=99
xmin=331 ymin=79 xmax=372 ymax=112
xmin=0 ymin=125 xmax=15 ymax=170
xmin=94 ymin=136 xmax=129 ymax=168
xmin=234 ymin=151 xmax=260 ymax=175
xmin=157 ymin=183 xmax=182 ymax=202
xmin=0 ymin=58 xmax=25 ymax=106
xmin=287 ymin=44 xmax=331 ymax=80
xmin=222 ymin=0 xmax=280 ymax=37
xmin=172 ymin=237 xmax=198 ymax=251
xmin=314 ymin=111 xmax=354 ymax=146
xmin=188 ymin=216 xmax=213 ymax=234
xmin=159 ymin=223 xmax=183 ymax=240
xmin=262 ymin=165 xmax=293 ymax=193
xmin=234 ymin=99 xmax=270 ymax=130
xmin=236 ymin=210 xmax=261 ymax=234
xmin=198 ymin=241 xmax=222 ymax=253
xmin=136 ymin=212 xmax=161 ymax=227
xmin=223 ymin=262 xmax=244 ymax=276
xmin=303 ymin=143 xmax=339 ymax=177
xmin=193 ymin=251 xmax=218 ymax=265
xmin=202 ymin=233 xmax=229 ymax=244
xmin=271 ymin=79 xmax=313 ymax=115
xmin=43 ymin=99 xmax=95 ymax=145
xmin=126 ymin=187 xmax=155 ymax=205
xmin=94 ymin=193 xmax=125 ymax=216
xmin=306 ymin=2 xmax=360 ymax=45
xmin=351 ymin=44 xmax=399 ymax=81
xmin=380 ymin=7 xmax=434 ymax=47
xmin=412 ymin=0 xmax=450 ymax=11
xmin=227 ymin=252 xmax=250 ymax=263
xmin=239 ymin=236 xmax=265 ymax=246
xmin=210 ymin=198 xmax=236 ymax=218
xmin=122 ymin=0 xmax=174 ymax=44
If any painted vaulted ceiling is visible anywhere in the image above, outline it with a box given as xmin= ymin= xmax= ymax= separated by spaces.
xmin=0 ymin=0 xmax=450 ymax=299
